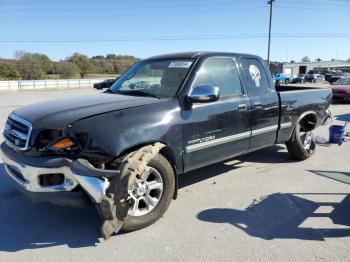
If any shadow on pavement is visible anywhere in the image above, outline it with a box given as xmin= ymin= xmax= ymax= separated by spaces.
xmin=0 ymin=145 xmax=291 ymax=251
xmin=308 ymin=170 xmax=350 ymax=185
xmin=198 ymin=192 xmax=350 ymax=241
xmin=179 ymin=145 xmax=291 ymax=188
xmin=0 ymin=163 xmax=101 ymax=251
xmin=335 ymin=113 xmax=350 ymax=122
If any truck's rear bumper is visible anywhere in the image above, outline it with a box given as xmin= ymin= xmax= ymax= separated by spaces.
xmin=322 ymin=109 xmax=333 ymax=125
xmin=0 ymin=142 xmax=114 ymax=207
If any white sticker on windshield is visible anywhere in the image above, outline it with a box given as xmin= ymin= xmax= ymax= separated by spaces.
xmin=168 ymin=61 xmax=192 ymax=68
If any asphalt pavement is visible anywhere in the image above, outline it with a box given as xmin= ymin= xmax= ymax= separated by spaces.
xmin=0 ymin=88 xmax=349 ymax=262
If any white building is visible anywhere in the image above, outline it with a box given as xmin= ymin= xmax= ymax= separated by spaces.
xmin=282 ymin=60 xmax=350 ymax=77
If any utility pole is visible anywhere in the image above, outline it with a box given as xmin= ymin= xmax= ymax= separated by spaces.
xmin=267 ymin=0 xmax=275 ymax=67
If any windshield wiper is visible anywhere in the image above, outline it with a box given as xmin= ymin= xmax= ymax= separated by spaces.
xmin=113 ymin=90 xmax=161 ymax=99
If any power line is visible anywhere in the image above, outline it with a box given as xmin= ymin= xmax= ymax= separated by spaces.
xmin=275 ymin=5 xmax=350 ymax=12
xmin=0 ymin=0 xmax=259 ymax=6
xmin=0 ymin=2 xmax=266 ymax=12
xmin=280 ymin=0 xmax=350 ymax=7
xmin=0 ymin=6 xmax=267 ymax=20
xmin=1 ymin=34 xmax=349 ymax=43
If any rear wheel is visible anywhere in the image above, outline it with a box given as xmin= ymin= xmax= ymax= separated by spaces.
xmin=121 ymin=153 xmax=175 ymax=232
xmin=286 ymin=123 xmax=316 ymax=160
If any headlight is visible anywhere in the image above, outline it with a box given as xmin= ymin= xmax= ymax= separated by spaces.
xmin=346 ymin=90 xmax=350 ymax=94
xmin=48 ymin=137 xmax=75 ymax=150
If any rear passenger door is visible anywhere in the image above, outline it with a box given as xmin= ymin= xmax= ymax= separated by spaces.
xmin=182 ymin=56 xmax=252 ymax=172
xmin=240 ymin=58 xmax=279 ymax=148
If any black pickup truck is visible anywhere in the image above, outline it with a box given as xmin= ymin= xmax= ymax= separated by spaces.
xmin=1 ymin=52 xmax=332 ymax=238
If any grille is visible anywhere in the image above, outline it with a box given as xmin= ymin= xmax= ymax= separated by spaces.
xmin=3 ymin=113 xmax=32 ymax=150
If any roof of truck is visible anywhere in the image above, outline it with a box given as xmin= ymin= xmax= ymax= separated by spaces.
xmin=147 ymin=51 xmax=260 ymax=60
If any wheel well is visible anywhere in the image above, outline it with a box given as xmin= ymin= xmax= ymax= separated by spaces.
xmin=116 ymin=142 xmax=178 ymax=199
xmin=299 ymin=113 xmax=317 ymax=131
xmin=116 ymin=142 xmax=177 ymax=170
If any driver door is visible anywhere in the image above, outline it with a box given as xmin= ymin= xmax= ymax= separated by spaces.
xmin=181 ymin=56 xmax=252 ymax=172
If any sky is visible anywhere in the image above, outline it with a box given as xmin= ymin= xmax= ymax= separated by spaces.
xmin=0 ymin=0 xmax=349 ymax=62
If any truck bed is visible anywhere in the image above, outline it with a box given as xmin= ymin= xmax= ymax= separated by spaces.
xmin=276 ymin=85 xmax=332 ymax=143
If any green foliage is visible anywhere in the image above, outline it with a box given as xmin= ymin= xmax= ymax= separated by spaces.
xmin=0 ymin=52 xmax=139 ymax=80
xmin=91 ymin=55 xmax=139 ymax=74
xmin=55 ymin=61 xmax=80 ymax=79
xmin=16 ymin=54 xmax=45 ymax=80
xmin=91 ymin=55 xmax=104 ymax=59
xmin=68 ymin=53 xmax=94 ymax=78
xmin=0 ymin=62 xmax=19 ymax=80
xmin=31 ymin=53 xmax=54 ymax=73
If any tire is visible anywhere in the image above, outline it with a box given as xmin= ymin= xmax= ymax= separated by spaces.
xmin=121 ymin=153 xmax=175 ymax=232
xmin=286 ymin=123 xmax=316 ymax=160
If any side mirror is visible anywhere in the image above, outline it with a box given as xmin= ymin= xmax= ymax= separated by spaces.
xmin=189 ymin=85 xmax=220 ymax=103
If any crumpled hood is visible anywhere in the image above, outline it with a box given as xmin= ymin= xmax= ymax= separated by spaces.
xmin=13 ymin=93 xmax=159 ymax=130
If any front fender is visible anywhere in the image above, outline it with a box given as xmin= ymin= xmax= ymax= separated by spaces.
xmin=67 ymin=99 xmax=183 ymax=172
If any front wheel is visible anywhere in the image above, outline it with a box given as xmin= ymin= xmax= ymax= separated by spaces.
xmin=121 ymin=153 xmax=175 ymax=232
xmin=286 ymin=123 xmax=316 ymax=160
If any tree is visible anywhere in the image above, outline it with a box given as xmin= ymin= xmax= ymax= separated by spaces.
xmin=348 ymin=57 xmax=350 ymax=62
xmin=55 ymin=61 xmax=80 ymax=79
xmin=16 ymin=54 xmax=44 ymax=80
xmin=0 ymin=63 xmax=19 ymax=80
xmin=315 ymin=58 xmax=322 ymax=62
xmin=92 ymin=55 xmax=104 ymax=59
xmin=31 ymin=53 xmax=54 ymax=73
xmin=68 ymin=53 xmax=94 ymax=78
xmin=301 ymin=56 xmax=311 ymax=62
xmin=106 ymin=54 xmax=117 ymax=59
xmin=290 ymin=60 xmax=295 ymax=63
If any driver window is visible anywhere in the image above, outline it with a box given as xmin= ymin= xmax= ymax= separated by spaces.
xmin=192 ymin=57 xmax=242 ymax=97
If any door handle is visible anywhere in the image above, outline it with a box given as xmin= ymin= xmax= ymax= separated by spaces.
xmin=254 ymin=102 xmax=263 ymax=109
xmin=238 ymin=104 xmax=247 ymax=111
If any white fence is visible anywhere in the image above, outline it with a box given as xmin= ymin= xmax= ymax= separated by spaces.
xmin=0 ymin=78 xmax=107 ymax=91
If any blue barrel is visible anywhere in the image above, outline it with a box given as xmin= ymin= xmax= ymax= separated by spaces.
xmin=329 ymin=125 xmax=345 ymax=145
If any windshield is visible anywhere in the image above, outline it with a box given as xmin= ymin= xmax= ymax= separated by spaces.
xmin=335 ymin=78 xmax=350 ymax=85
xmin=109 ymin=58 xmax=194 ymax=98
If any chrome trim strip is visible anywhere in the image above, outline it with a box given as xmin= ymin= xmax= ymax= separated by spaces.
xmin=185 ymin=124 xmax=284 ymax=153
xmin=10 ymin=129 xmax=28 ymax=140
xmin=185 ymin=131 xmax=251 ymax=153
xmin=251 ymin=125 xmax=278 ymax=136
xmin=280 ymin=122 xmax=292 ymax=129
xmin=5 ymin=113 xmax=33 ymax=151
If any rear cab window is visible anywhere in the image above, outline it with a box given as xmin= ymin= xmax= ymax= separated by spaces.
xmin=240 ymin=58 xmax=271 ymax=96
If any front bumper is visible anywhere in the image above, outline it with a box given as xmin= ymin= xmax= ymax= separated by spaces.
xmin=0 ymin=142 xmax=115 ymax=207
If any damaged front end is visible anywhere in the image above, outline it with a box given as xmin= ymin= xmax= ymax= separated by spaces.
xmin=0 ymin=141 xmax=165 ymax=239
